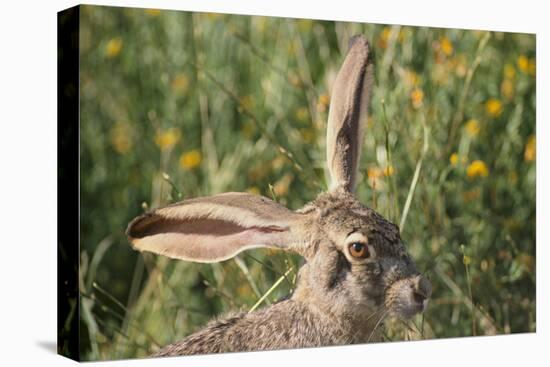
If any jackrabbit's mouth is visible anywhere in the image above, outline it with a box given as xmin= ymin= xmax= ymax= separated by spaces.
xmin=390 ymin=297 xmax=428 ymax=320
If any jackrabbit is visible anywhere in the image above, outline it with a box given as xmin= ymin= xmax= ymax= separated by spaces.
xmin=126 ymin=35 xmax=431 ymax=356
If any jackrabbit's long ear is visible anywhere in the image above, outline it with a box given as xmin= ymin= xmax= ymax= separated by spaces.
xmin=126 ymin=192 xmax=303 ymax=263
xmin=326 ymin=35 xmax=374 ymax=193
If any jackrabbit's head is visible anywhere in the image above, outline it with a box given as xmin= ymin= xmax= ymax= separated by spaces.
xmin=127 ymin=35 xmax=430 ymax=324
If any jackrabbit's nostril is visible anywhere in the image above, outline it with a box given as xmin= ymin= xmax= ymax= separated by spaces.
xmin=412 ymin=290 xmax=426 ymax=304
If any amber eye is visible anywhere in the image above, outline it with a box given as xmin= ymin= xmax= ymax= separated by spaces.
xmin=348 ymin=242 xmax=369 ymax=258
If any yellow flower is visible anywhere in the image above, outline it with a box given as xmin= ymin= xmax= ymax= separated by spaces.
xmin=528 ymin=58 xmax=536 ymax=76
xmin=154 ymin=128 xmax=181 ymax=151
xmin=378 ymin=27 xmax=391 ymax=49
xmin=410 ymin=88 xmax=424 ymax=109
xmin=295 ymin=107 xmax=309 ymax=122
xmin=455 ymin=61 xmax=467 ymax=78
xmin=287 ymin=72 xmax=302 ymax=87
xmin=397 ymin=28 xmax=410 ymax=43
xmin=485 ymin=98 xmax=503 ymax=117
xmin=246 ymin=187 xmax=260 ymax=195
xmin=465 ymin=119 xmax=480 ymax=137
xmin=145 ymin=8 xmax=161 ymax=16
xmin=237 ymin=284 xmax=251 ymax=297
xmin=273 ymin=173 xmax=294 ymax=197
xmin=271 ymin=155 xmax=287 ymax=171
xmin=367 ymin=167 xmax=383 ymax=188
xmin=206 ymin=12 xmax=223 ymax=20
xmin=179 ymin=150 xmax=202 ymax=170
xmin=367 ymin=167 xmax=383 ymax=179
xmin=253 ymin=17 xmax=268 ymax=33
xmin=404 ymin=69 xmax=420 ymax=87
xmin=383 ymin=166 xmax=395 ymax=177
xmin=518 ymin=253 xmax=535 ymax=273
xmin=318 ymin=94 xmax=330 ymax=106
xmin=473 ymin=30 xmax=485 ymax=39
xmin=105 ymin=38 xmax=123 ymax=58
xmin=297 ymin=19 xmax=313 ymax=32
xmin=466 ymin=160 xmax=489 ymax=178
xmin=503 ymin=63 xmax=516 ymax=80
xmin=317 ymin=94 xmax=330 ymax=112
xmin=450 ymin=153 xmax=467 ymax=166
xmin=450 ymin=153 xmax=459 ymax=166
xmin=110 ymin=121 xmax=132 ymax=154
xmin=432 ymin=64 xmax=449 ymax=86
xmin=440 ymin=37 xmax=453 ymax=56
xmin=239 ymin=95 xmax=255 ymax=112
xmin=377 ymin=26 xmax=405 ymax=48
xmin=524 ymin=135 xmax=536 ymax=162
xmin=517 ymin=55 xmax=529 ymax=73
xmin=300 ymin=128 xmax=315 ymax=144
xmin=397 ymin=29 xmax=407 ymax=44
xmin=463 ymin=189 xmax=481 ymax=202
xmin=501 ymin=79 xmax=514 ymax=100
xmin=171 ymin=74 xmax=190 ymax=94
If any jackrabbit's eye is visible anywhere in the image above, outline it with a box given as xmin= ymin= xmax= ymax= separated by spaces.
xmin=349 ymin=242 xmax=369 ymax=258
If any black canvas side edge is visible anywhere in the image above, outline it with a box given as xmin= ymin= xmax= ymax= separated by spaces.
xmin=57 ymin=5 xmax=80 ymax=361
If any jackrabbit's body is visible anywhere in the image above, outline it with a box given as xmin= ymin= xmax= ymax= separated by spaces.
xmin=127 ymin=35 xmax=431 ymax=357
xmin=155 ymin=298 xmax=353 ymax=356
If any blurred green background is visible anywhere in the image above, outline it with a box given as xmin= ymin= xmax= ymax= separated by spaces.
xmin=75 ymin=5 xmax=536 ymax=361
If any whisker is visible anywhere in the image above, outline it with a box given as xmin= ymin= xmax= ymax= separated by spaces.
xmin=367 ymin=309 xmax=390 ymax=343
xmin=347 ymin=306 xmax=387 ymax=344
xmin=364 ymin=306 xmax=386 ymax=323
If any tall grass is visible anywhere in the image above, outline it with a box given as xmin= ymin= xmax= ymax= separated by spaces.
xmin=76 ymin=5 xmax=536 ymax=360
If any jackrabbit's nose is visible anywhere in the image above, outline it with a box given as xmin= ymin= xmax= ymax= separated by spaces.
xmin=412 ymin=275 xmax=432 ymax=308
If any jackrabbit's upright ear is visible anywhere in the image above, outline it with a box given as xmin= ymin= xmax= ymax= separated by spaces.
xmin=326 ymin=35 xmax=374 ymax=193
xmin=126 ymin=192 xmax=303 ymax=263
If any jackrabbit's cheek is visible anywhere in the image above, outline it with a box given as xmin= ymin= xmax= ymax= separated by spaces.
xmin=348 ymin=265 xmax=384 ymax=305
